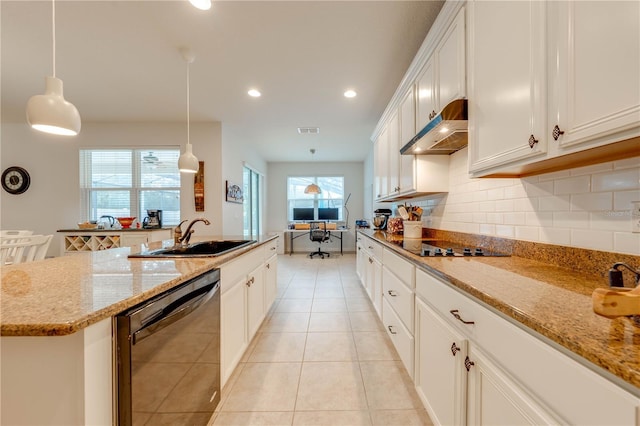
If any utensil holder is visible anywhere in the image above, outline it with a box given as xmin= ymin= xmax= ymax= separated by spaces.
xmin=403 ymin=220 xmax=422 ymax=239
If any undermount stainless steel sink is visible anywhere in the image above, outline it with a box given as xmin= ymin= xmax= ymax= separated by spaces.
xmin=128 ymin=240 xmax=256 ymax=258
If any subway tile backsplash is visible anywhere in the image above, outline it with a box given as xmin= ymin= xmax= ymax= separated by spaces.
xmin=408 ymin=148 xmax=640 ymax=256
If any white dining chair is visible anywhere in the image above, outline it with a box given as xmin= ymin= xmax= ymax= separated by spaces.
xmin=1 ymin=234 xmax=52 ymax=264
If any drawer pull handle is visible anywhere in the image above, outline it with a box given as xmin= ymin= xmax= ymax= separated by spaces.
xmin=465 ymin=356 xmax=475 ymax=372
xmin=387 ymin=325 xmax=397 ymax=335
xmin=552 ymin=124 xmax=565 ymax=140
xmin=368 ymin=246 xmax=374 ymax=250
xmin=387 ymin=290 xmax=397 ymax=297
xmin=451 ymin=342 xmax=460 ymax=356
xmin=266 ymin=263 xmax=270 ymax=269
xmin=450 ymin=309 xmax=474 ymax=325
xmin=369 ymin=258 xmax=373 ymax=264
xmin=271 ymin=246 xmax=276 ymax=250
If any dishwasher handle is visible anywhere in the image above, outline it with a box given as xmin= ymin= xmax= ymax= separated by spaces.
xmin=132 ymin=281 xmax=218 ymax=345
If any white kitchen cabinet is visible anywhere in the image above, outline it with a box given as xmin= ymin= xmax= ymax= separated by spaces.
xmin=364 ymin=239 xmax=383 ymax=317
xmin=387 ymin=110 xmax=400 ymax=197
xmin=549 ymin=0 xmax=640 ymax=152
xmin=220 ymin=244 xmax=274 ymax=385
xmin=417 ymin=7 xmax=466 ymax=130
xmin=415 ymin=298 xmax=467 ymax=426
xmin=399 ymin=87 xmax=417 ymax=193
xmin=374 ymin=126 xmax=389 ymax=200
xmin=469 ymin=0 xmax=640 ymax=177
xmin=246 ymin=264 xmax=265 ymax=339
xmin=264 ymin=254 xmax=278 ymax=313
xmin=383 ymin=298 xmax=414 ymax=379
xmin=467 ymin=0 xmax=548 ymax=176
xmin=415 ymin=267 xmax=640 ymax=425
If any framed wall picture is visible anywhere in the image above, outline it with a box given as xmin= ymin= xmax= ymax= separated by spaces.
xmin=225 ymin=180 xmax=243 ymax=204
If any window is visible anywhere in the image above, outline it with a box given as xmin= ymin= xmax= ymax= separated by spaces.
xmin=80 ymin=149 xmax=181 ymax=225
xmin=287 ymin=176 xmax=344 ymax=221
xmin=243 ymin=165 xmax=263 ymax=238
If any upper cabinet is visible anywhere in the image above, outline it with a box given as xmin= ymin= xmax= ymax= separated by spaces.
xmin=372 ymin=2 xmax=464 ymax=202
xmin=468 ymin=0 xmax=640 ymax=177
xmin=417 ymin=7 xmax=466 ymax=131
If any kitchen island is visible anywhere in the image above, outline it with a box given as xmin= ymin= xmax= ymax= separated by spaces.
xmin=0 ymin=235 xmax=278 ymax=425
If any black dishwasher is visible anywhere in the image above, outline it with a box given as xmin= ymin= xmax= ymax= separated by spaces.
xmin=114 ymin=269 xmax=220 ymax=426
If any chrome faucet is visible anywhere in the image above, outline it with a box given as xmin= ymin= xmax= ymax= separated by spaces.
xmin=174 ymin=218 xmax=211 ymax=247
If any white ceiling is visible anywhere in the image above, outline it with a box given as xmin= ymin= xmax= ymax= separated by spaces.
xmin=1 ymin=0 xmax=444 ymax=162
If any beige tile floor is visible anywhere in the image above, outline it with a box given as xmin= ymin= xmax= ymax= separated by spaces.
xmin=212 ymin=253 xmax=434 ymax=426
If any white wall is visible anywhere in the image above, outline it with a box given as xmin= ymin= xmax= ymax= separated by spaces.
xmin=405 ymin=148 xmax=640 ymax=256
xmin=220 ymin=126 xmax=268 ymax=235
xmin=0 ymin=121 xmax=223 ymax=256
xmin=266 ymin=161 xmax=364 ymax=253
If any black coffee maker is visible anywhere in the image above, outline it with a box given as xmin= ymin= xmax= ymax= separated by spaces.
xmin=373 ymin=209 xmax=392 ymax=230
xmin=143 ymin=209 xmax=162 ymax=229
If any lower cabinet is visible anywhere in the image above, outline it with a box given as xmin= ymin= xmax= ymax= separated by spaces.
xmin=220 ymin=241 xmax=278 ymax=386
xmin=415 ymin=298 xmax=467 ymax=426
xmin=357 ymin=234 xmax=384 ymax=317
xmin=415 ymin=267 xmax=640 ymax=426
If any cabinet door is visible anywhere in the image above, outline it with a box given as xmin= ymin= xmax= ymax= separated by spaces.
xmin=466 ymin=346 xmax=560 ymax=426
xmin=415 ymin=298 xmax=467 ymax=426
xmin=264 ymin=255 xmax=278 ymax=313
xmin=120 ymin=233 xmax=148 ymax=247
xmin=416 ymin=58 xmax=436 ymax=131
xmin=356 ymin=241 xmax=366 ymax=282
xmin=436 ymin=7 xmax=466 ymax=109
xmin=467 ymin=0 xmax=548 ymax=176
xmin=387 ymin=110 xmax=400 ymax=196
xmin=371 ymin=257 xmax=382 ymax=318
xmin=399 ymin=88 xmax=417 ymax=194
xmin=247 ymin=264 xmax=265 ymax=339
xmin=374 ymin=127 xmax=389 ymax=200
xmin=551 ymin=0 xmax=640 ymax=151
xmin=221 ymin=278 xmax=247 ymax=385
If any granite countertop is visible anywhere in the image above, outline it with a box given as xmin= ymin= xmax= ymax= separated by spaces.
xmin=0 ymin=234 xmax=276 ymax=337
xmin=358 ymin=229 xmax=640 ymax=395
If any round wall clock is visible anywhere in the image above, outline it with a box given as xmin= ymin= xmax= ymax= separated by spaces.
xmin=2 ymin=166 xmax=31 ymax=195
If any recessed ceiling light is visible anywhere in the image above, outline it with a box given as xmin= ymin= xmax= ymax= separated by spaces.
xmin=189 ymin=0 xmax=211 ymax=11
xmin=344 ymin=90 xmax=357 ymax=98
xmin=248 ymin=89 xmax=261 ymax=97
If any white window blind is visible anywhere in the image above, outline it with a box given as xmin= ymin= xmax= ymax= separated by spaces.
xmin=80 ymin=149 xmax=181 ymax=225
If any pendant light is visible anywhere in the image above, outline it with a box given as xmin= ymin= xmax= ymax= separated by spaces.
xmin=26 ymin=0 xmax=81 ymax=136
xmin=178 ymin=48 xmax=199 ymax=174
xmin=304 ymin=149 xmax=322 ymax=194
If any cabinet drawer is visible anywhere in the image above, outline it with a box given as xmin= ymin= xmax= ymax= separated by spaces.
xmin=383 ymin=298 xmax=414 ymax=379
xmin=416 ymin=268 xmax=640 ymax=425
xmin=382 ymin=249 xmax=414 ymax=288
xmin=221 ymin=248 xmax=264 ymax=293
xmin=263 ymin=238 xmax=278 ymax=260
xmin=382 ymin=266 xmax=414 ymax=333
xmin=362 ymin=237 xmax=384 ymax=259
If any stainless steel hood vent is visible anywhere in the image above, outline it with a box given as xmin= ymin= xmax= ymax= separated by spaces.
xmin=400 ymin=99 xmax=468 ymax=155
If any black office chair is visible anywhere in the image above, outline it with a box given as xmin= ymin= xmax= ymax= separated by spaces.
xmin=309 ymin=221 xmax=330 ymax=259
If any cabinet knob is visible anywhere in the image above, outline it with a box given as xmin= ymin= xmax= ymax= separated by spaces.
xmin=368 ymin=257 xmax=373 ymax=264
xmin=266 ymin=263 xmax=270 ymax=269
xmin=451 ymin=342 xmax=460 ymax=356
xmin=464 ymin=356 xmax=475 ymax=372
xmin=450 ymin=309 xmax=475 ymax=325
xmin=552 ymin=125 xmax=565 ymax=141
xmin=387 ymin=290 xmax=397 ymax=297
xmin=387 ymin=325 xmax=397 ymax=335
xmin=528 ymin=134 xmax=539 ymax=148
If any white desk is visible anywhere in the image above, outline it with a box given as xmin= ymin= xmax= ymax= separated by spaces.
xmin=284 ymin=228 xmax=349 ymax=255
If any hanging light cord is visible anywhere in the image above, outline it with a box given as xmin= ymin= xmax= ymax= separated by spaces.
xmin=186 ymin=58 xmax=190 ymax=145
xmin=52 ymin=0 xmax=56 ymax=78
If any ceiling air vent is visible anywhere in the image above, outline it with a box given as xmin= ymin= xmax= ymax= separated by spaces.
xmin=297 ymin=127 xmax=320 ymax=135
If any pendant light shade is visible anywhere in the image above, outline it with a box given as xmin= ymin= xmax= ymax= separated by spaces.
xmin=304 ymin=183 xmax=322 ymax=194
xmin=26 ymin=77 xmax=81 ymax=136
xmin=26 ymin=0 xmax=81 ymax=136
xmin=179 ymin=143 xmax=199 ymax=173
xmin=178 ymin=48 xmax=199 ymax=174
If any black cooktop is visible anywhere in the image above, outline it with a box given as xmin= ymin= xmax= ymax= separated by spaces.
xmin=398 ymin=239 xmax=510 ymax=257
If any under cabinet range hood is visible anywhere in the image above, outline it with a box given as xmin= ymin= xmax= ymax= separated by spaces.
xmin=400 ymin=99 xmax=468 ymax=155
